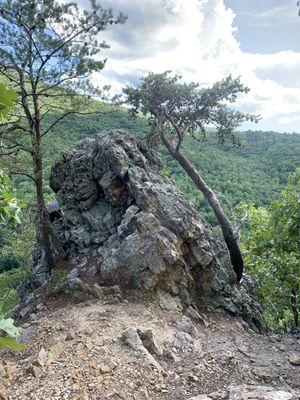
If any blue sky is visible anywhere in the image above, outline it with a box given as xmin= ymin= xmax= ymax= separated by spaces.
xmin=73 ymin=0 xmax=300 ymax=133
xmin=225 ymin=0 xmax=300 ymax=54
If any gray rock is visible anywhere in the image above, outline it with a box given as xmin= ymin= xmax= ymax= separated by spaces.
xmin=228 ymin=385 xmax=299 ymax=399
xmin=190 ymin=386 xmax=299 ymax=400
xmin=137 ymin=328 xmax=163 ymax=356
xmin=19 ymin=306 xmax=31 ymax=318
xmin=289 ymin=353 xmax=300 ymax=365
xmin=163 ymin=349 xmax=180 ymax=363
xmin=121 ymin=327 xmax=162 ymax=370
xmin=121 ymin=327 xmax=144 ymax=352
xmin=184 ymin=306 xmax=209 ymax=327
xmin=32 ymin=130 xmax=265 ymax=331
xmin=0 ymin=363 xmax=5 ymax=379
xmin=32 ymin=348 xmax=47 ymax=368
xmin=177 ymin=316 xmax=198 ymax=338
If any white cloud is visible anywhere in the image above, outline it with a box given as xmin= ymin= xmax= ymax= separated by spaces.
xmin=279 ymin=115 xmax=300 ymax=125
xmin=63 ymin=0 xmax=300 ymax=132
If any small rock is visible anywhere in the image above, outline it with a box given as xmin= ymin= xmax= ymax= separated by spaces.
xmin=174 ymin=330 xmax=194 ymax=344
xmin=209 ymin=391 xmax=228 ymax=400
xmin=158 ymin=291 xmax=183 ymax=312
xmin=101 ymin=285 xmax=122 ymax=298
xmin=19 ymin=305 xmax=31 ymax=318
xmin=25 ymin=364 xmax=40 ymax=378
xmin=2 ymin=365 xmax=16 ymax=380
xmin=68 ymin=268 xmax=80 ymax=280
xmin=121 ymin=327 xmax=144 ymax=352
xmin=99 ymin=364 xmax=112 ymax=374
xmin=65 ymin=332 xmax=75 ymax=341
xmin=36 ymin=303 xmax=45 ymax=311
xmin=185 ymin=306 xmax=210 ymax=327
xmin=90 ymin=283 xmax=104 ymax=299
xmin=178 ymin=316 xmax=197 ymax=338
xmin=289 ymin=353 xmax=300 ymax=365
xmin=0 ymin=364 xmax=5 ymax=379
xmin=137 ymin=329 xmax=163 ymax=356
xmin=252 ymin=368 xmax=272 ymax=381
xmin=47 ymin=342 xmax=64 ymax=364
xmin=33 ymin=348 xmax=47 ymax=367
xmin=187 ymin=374 xmax=199 ymax=383
xmin=121 ymin=327 xmax=163 ymax=370
xmin=163 ymin=349 xmax=180 ymax=363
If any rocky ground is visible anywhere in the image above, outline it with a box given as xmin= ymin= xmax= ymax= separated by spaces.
xmin=0 ymin=294 xmax=299 ymax=400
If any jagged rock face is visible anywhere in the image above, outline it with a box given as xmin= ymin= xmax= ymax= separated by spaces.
xmin=34 ymin=130 xmax=265 ymax=331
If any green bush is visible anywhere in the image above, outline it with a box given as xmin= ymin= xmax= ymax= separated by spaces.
xmin=238 ymin=169 xmax=300 ymax=332
xmin=0 ymin=312 xmax=25 ymax=350
xmin=0 ymin=267 xmax=30 ymax=316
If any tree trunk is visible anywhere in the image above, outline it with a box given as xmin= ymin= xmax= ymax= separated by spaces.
xmin=291 ymin=288 xmax=299 ymax=328
xmin=33 ymin=141 xmax=56 ymax=272
xmin=32 ymin=94 xmax=56 ymax=272
xmin=161 ymin=134 xmax=243 ymax=282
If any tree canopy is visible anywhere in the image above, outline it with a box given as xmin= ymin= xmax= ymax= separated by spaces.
xmin=124 ymin=72 xmax=258 ymax=148
xmin=239 ymin=169 xmax=300 ymax=331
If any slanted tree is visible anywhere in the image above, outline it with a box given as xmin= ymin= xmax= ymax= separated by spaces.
xmin=0 ymin=0 xmax=126 ymax=272
xmin=124 ymin=72 xmax=258 ymax=282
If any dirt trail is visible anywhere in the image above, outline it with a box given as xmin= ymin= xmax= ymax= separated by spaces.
xmin=1 ymin=297 xmax=299 ymax=399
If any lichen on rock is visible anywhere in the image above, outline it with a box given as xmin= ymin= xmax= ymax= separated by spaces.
xmin=33 ymin=130 xmax=265 ymax=331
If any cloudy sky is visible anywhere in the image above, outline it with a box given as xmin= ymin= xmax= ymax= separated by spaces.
xmin=75 ymin=0 xmax=300 ymax=132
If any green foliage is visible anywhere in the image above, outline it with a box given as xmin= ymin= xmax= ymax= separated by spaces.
xmin=238 ymin=170 xmax=300 ymax=331
xmin=0 ymin=0 xmax=126 ymax=97
xmin=0 ymin=230 xmax=29 ymax=352
xmin=50 ymin=269 xmax=70 ymax=295
xmin=6 ymin=108 xmax=299 ymax=222
xmin=0 ymin=267 xmax=30 ymax=315
xmin=0 ymin=213 xmax=35 ymax=273
xmin=0 ymin=306 xmax=25 ymax=350
xmin=0 ymin=170 xmax=21 ymax=226
xmin=124 ymin=71 xmax=258 ymax=145
xmin=0 ymin=83 xmax=17 ymax=118
xmin=0 ymin=336 xmax=25 ymax=350
xmin=0 ymin=313 xmax=21 ymax=337
xmin=0 ymin=168 xmax=25 ymax=350
xmin=167 ymin=132 xmax=300 ymax=225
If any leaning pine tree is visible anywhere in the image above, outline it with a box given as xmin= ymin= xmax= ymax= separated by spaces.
xmin=0 ymin=0 xmax=126 ymax=271
xmin=124 ymin=72 xmax=258 ymax=282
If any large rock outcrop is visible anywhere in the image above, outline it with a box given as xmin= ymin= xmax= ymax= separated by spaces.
xmin=33 ymin=130 xmax=265 ymax=331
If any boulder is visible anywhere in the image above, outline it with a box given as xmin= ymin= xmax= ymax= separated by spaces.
xmin=189 ymin=386 xmax=299 ymax=400
xmin=228 ymin=385 xmax=299 ymax=400
xmin=33 ymin=130 xmax=265 ymax=331
xmin=289 ymin=353 xmax=300 ymax=365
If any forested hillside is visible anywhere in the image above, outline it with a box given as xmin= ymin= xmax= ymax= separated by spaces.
xmin=30 ymin=110 xmax=300 ymax=225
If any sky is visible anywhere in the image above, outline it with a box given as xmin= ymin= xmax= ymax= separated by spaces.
xmin=74 ymin=0 xmax=300 ymax=133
